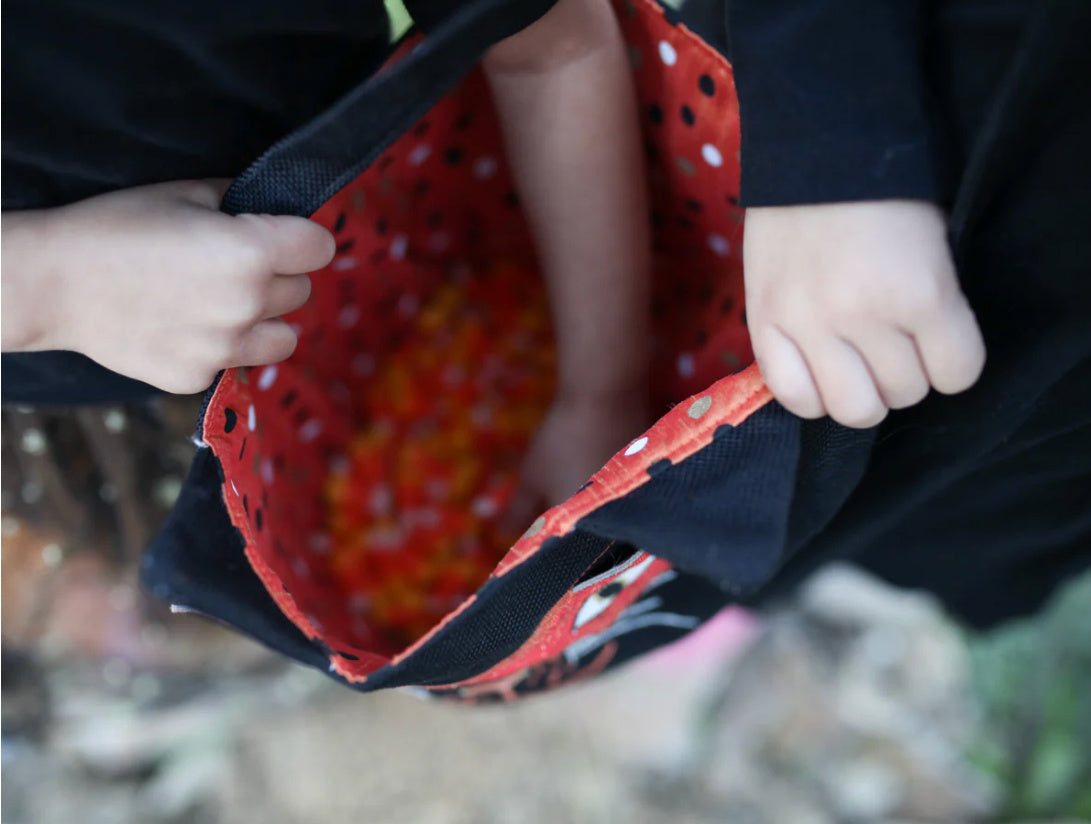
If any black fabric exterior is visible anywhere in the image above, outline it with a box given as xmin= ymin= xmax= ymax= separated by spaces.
xmin=140 ymin=447 xmax=328 ymax=671
xmin=581 ymin=404 xmax=801 ymax=594
xmin=2 ymin=351 xmax=163 ymax=406
xmin=358 ymin=532 xmax=615 ymax=690
xmin=221 ymin=0 xmax=558 ymax=218
xmin=580 ymin=404 xmax=875 ymax=599
xmin=677 ymin=0 xmax=1091 ymax=631
xmin=724 ymin=0 xmax=953 ymax=207
xmin=425 ymin=568 xmax=732 ymax=701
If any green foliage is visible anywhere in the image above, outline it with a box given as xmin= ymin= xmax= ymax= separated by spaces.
xmin=967 ymin=568 xmax=1091 ymax=819
xmin=385 ymin=0 xmax=413 ymax=42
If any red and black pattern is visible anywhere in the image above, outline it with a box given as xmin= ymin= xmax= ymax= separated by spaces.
xmin=153 ymin=0 xmax=786 ymax=699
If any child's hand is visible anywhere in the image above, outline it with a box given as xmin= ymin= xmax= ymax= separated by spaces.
xmin=501 ymin=388 xmax=650 ymax=534
xmin=6 ymin=180 xmax=334 ymax=393
xmin=743 ymin=200 xmax=986 ymax=428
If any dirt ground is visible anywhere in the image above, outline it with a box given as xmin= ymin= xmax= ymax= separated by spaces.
xmin=8 ymin=520 xmax=1084 ymax=824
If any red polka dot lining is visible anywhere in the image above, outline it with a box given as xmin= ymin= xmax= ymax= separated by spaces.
xmin=201 ymin=0 xmax=767 ymax=681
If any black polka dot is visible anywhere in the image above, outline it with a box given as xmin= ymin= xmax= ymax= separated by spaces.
xmin=676 ymin=215 xmax=696 ymax=230
xmin=599 ymin=582 xmax=625 ymax=598
xmin=333 ymin=212 xmax=347 ymax=233
xmin=698 ymin=74 xmax=716 ymax=97
xmin=223 ymin=408 xmax=238 ymax=432
xmin=713 ymin=423 xmax=738 ymax=440
xmin=695 ymin=329 xmax=709 ymax=346
xmin=413 ymin=121 xmax=430 ymax=137
xmin=454 ymin=111 xmax=473 ymax=130
xmin=647 ymin=458 xmax=673 ymax=476
xmin=648 ymin=103 xmax=663 ymax=124
xmin=685 ymin=199 xmax=703 ymax=213
xmin=720 ymin=296 xmax=735 ymax=314
xmin=444 ymin=146 xmax=464 ymax=165
xmin=336 ymin=239 xmax=355 ymax=254
xmin=726 ymin=194 xmax=739 ymax=206
xmin=238 ymin=437 xmax=247 ymax=460
xmin=680 ymin=105 xmax=696 ymax=126
xmin=376 ymin=217 xmax=388 ymax=235
xmin=254 ymin=509 xmax=263 ymax=531
xmin=413 ymin=179 xmax=431 ymax=196
xmin=279 ymin=390 xmax=298 ymax=409
xmin=426 ymin=210 xmax=443 ymax=228
xmin=377 ymin=156 xmax=394 ymax=171
xmin=504 ymin=191 xmax=520 ymax=209
xmin=336 ymin=651 xmax=360 ymax=661
xmin=242 ymin=495 xmax=249 ymax=515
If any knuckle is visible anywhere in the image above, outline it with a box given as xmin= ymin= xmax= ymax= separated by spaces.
xmin=223 ymin=289 xmax=265 ymax=325
xmin=902 ymin=274 xmax=949 ymax=314
xmin=232 ymin=232 xmax=272 ymax=276
xmin=831 ymin=396 xmax=887 ymax=429
xmin=772 ymin=383 xmax=822 ymax=417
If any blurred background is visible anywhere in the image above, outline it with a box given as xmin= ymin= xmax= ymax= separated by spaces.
xmin=3 ymin=397 xmax=1090 ymax=824
xmin=4 ymin=1 xmax=1091 ymax=821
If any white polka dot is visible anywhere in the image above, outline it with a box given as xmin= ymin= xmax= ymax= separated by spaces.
xmin=332 ymin=257 xmax=358 ymax=271
xmin=397 ymin=293 xmax=420 ymax=317
xmin=677 ymin=352 xmax=696 ymax=378
xmin=257 ymin=365 xmax=278 ymax=390
xmin=471 ymin=495 xmax=500 ymax=519
xmin=299 ymin=419 xmax=323 ymax=443
xmin=247 ymin=405 xmax=256 ymax=432
xmin=523 ymin=515 xmax=547 ymax=539
xmin=473 ymin=156 xmax=498 ymax=179
xmin=701 ymin=143 xmax=723 ymax=167
xmin=308 ymin=532 xmax=331 ymax=553
xmin=261 ymin=458 xmax=275 ymax=484
xmin=230 ymin=480 xmax=240 ymax=496
xmin=408 ymin=143 xmax=432 ymax=166
xmin=352 ymin=353 xmax=375 ymax=376
xmin=658 ymin=40 xmax=677 ymax=66
xmin=338 ymin=303 xmax=361 ymax=328
xmin=624 ymin=436 xmax=649 ymax=456
xmin=688 ymin=395 xmax=713 ymax=419
xmin=291 ymin=558 xmax=311 ymax=578
xmin=370 ymin=485 xmax=394 ymax=516
xmin=390 ymin=233 xmax=409 ymax=261
xmin=707 ymin=234 xmax=731 ymax=257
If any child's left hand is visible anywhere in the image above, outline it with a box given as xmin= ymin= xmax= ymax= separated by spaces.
xmin=501 ymin=388 xmax=651 ymax=534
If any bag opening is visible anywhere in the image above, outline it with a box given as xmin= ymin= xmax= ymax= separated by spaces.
xmin=199 ymin=0 xmax=754 ymax=676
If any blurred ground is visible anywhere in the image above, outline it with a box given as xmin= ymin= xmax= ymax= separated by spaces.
xmin=1 ymin=399 xmax=1088 ymax=824
xmin=4 ymin=484 xmax=1090 ymax=824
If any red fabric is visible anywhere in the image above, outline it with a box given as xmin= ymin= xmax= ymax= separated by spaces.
xmin=200 ymin=0 xmax=769 ymax=687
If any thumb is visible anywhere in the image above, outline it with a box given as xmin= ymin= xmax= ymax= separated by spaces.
xmin=237 ymin=213 xmax=337 ymax=276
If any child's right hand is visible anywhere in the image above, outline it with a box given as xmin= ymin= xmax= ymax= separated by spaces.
xmin=743 ymin=200 xmax=986 ymax=428
xmin=3 ymin=180 xmax=334 ymax=393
